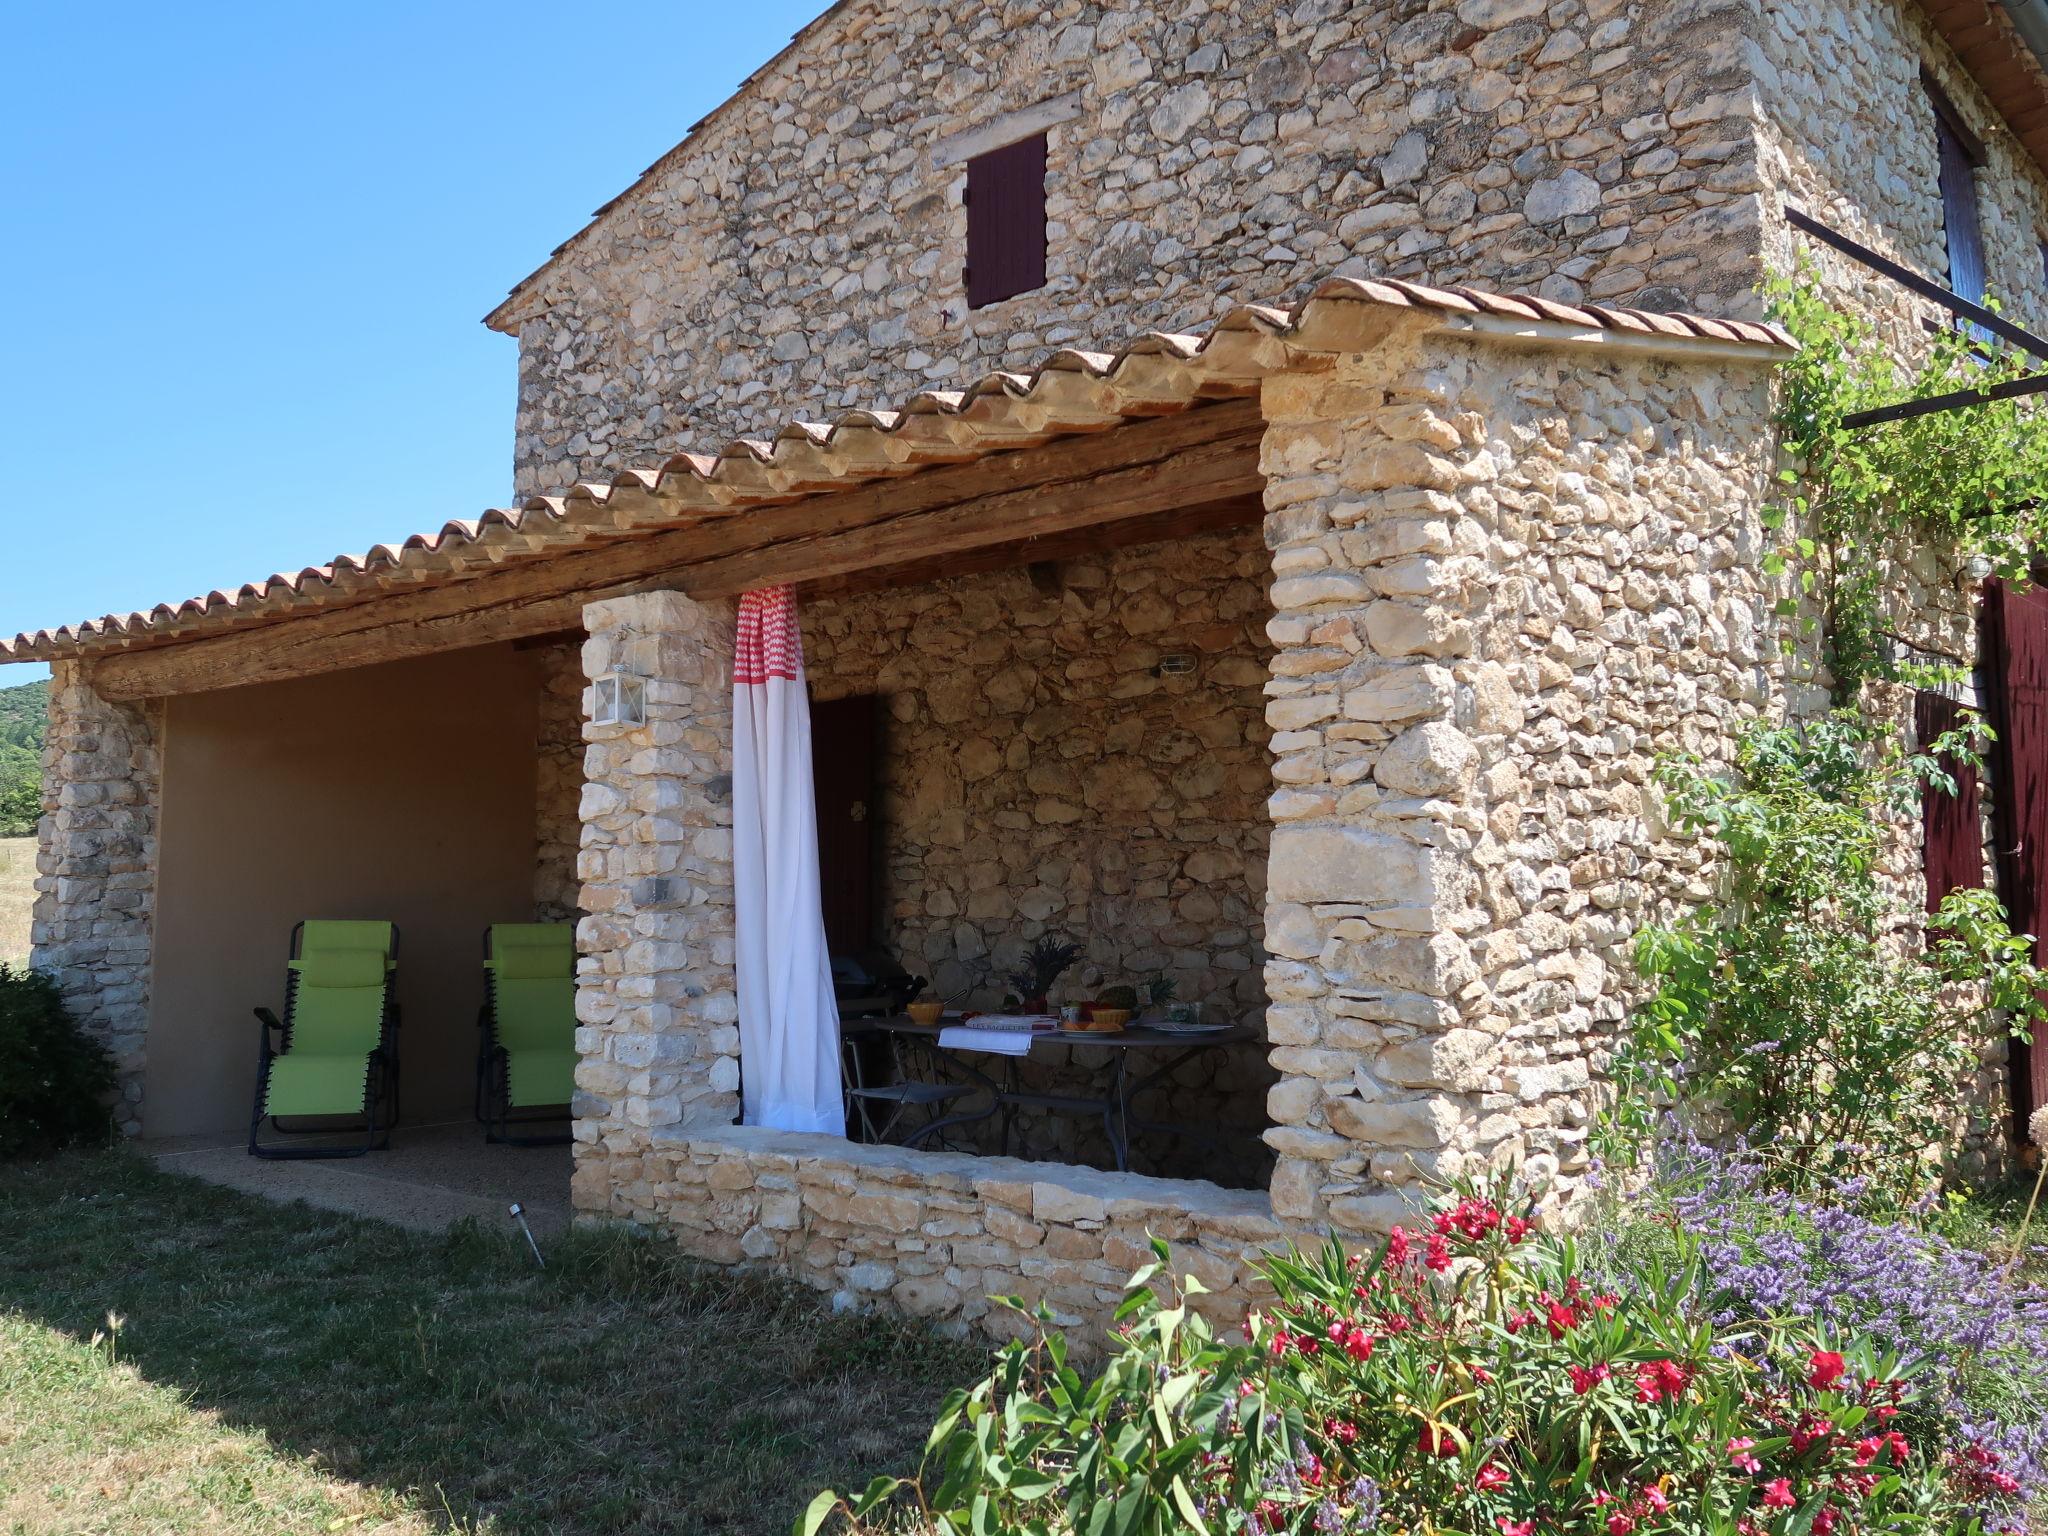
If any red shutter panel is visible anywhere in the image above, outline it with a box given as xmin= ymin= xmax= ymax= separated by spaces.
xmin=1915 ymin=688 xmax=1984 ymax=913
xmin=1984 ymin=579 xmax=2048 ymax=1146
xmin=965 ymin=132 xmax=1047 ymax=310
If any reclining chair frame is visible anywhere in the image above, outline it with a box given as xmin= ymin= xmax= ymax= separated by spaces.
xmin=249 ymin=920 xmax=401 ymax=1160
xmin=475 ymin=925 xmax=575 ymax=1147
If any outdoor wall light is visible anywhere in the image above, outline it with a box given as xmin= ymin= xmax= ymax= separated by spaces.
xmin=592 ymin=669 xmax=648 ymax=728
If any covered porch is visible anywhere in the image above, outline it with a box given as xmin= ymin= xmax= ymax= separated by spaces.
xmin=9 ymin=278 xmax=1793 ymax=1339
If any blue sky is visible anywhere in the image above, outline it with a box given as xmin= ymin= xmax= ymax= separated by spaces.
xmin=0 ymin=0 xmax=827 ymax=684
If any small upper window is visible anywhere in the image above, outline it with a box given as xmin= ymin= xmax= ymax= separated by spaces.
xmin=1926 ymin=78 xmax=1986 ymax=309
xmin=964 ymin=132 xmax=1048 ymax=310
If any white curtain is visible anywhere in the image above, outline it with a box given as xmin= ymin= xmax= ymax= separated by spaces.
xmin=731 ymin=585 xmax=845 ymax=1135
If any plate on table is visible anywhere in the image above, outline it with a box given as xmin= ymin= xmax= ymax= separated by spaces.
xmin=1055 ymin=1025 xmax=1125 ymax=1038
xmin=1150 ymin=1021 xmax=1232 ymax=1036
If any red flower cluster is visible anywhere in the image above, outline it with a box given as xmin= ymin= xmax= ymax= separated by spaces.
xmin=1806 ymin=1349 xmax=1846 ymax=1390
xmin=1590 ymin=1482 xmax=1670 ymax=1535
xmin=1568 ymin=1363 xmax=1611 ymax=1395
xmin=1633 ymin=1358 xmax=1693 ymax=1405
xmin=1431 ymin=1196 xmax=1532 ymax=1246
xmin=1323 ymin=1319 xmax=1376 ymax=1362
xmin=1953 ymin=1440 xmax=2026 ymax=1501
xmin=1508 ymin=1276 xmax=1615 ymax=1341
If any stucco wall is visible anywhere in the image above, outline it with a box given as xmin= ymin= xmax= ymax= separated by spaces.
xmin=145 ymin=646 xmax=544 ymax=1138
xmin=499 ymin=0 xmax=1767 ymax=497
xmin=803 ymin=526 xmax=1276 ymax=1180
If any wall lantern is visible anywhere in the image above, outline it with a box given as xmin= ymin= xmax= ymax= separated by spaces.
xmin=592 ymin=669 xmax=648 ymax=728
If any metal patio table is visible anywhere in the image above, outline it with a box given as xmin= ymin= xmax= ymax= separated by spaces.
xmin=840 ymin=1015 xmax=1255 ymax=1172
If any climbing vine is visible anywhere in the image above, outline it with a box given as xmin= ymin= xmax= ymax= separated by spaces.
xmin=1766 ymin=268 xmax=2048 ymax=694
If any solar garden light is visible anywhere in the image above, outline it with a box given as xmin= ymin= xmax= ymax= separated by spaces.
xmin=508 ymin=1202 xmax=546 ymax=1269
xmin=591 ymin=667 xmax=648 ymax=728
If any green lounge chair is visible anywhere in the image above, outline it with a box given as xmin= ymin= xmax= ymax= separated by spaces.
xmin=475 ymin=923 xmax=577 ymax=1145
xmin=248 ymin=920 xmax=400 ymax=1159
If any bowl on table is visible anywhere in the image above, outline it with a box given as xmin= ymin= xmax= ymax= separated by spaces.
xmin=905 ymin=1001 xmax=945 ymax=1027
xmin=1071 ymin=1008 xmax=1131 ymax=1032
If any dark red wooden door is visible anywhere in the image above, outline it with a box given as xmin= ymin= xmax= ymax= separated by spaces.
xmin=810 ymin=693 xmax=878 ymax=954
xmin=1915 ymin=688 xmax=1984 ymax=913
xmin=1983 ymin=579 xmax=2048 ymax=1141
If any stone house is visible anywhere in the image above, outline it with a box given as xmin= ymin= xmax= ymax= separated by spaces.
xmin=9 ymin=0 xmax=2048 ymax=1340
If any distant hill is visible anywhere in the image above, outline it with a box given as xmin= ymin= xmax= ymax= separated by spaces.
xmin=0 ymin=679 xmax=47 ymax=837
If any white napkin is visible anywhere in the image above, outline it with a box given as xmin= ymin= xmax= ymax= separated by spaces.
xmin=939 ymin=1025 xmax=1038 ymax=1056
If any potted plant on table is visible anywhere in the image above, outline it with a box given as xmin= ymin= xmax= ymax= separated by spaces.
xmin=1004 ymin=934 xmax=1080 ymax=1014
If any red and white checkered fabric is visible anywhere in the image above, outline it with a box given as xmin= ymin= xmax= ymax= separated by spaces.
xmin=733 ymin=585 xmax=802 ymax=685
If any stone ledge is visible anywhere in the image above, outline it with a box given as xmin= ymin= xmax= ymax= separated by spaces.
xmin=666 ymin=1123 xmax=1280 ymax=1230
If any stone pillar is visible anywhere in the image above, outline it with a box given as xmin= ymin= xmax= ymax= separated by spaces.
xmin=531 ymin=640 xmax=586 ymax=921
xmin=30 ymin=660 xmax=160 ymax=1135
xmin=572 ymin=590 xmax=739 ymax=1215
xmin=1256 ymin=352 xmax=1500 ymax=1238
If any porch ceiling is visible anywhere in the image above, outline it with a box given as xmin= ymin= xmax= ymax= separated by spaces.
xmin=3 ymin=274 xmax=1792 ymax=698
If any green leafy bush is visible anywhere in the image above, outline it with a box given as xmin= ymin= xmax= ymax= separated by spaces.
xmin=0 ymin=963 xmax=114 ymax=1157
xmin=805 ymin=1179 xmax=1997 ymax=1536
xmin=1766 ymin=273 xmax=2048 ymax=693
xmin=1608 ymin=711 xmax=2048 ymax=1202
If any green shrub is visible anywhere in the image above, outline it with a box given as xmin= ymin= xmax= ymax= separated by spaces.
xmin=0 ymin=963 xmax=114 ymax=1157
xmin=806 ymin=1178 xmax=1997 ymax=1536
xmin=1608 ymin=711 xmax=2048 ymax=1202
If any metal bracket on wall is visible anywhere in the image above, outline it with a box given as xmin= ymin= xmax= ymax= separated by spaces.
xmin=1785 ymin=204 xmax=2048 ymax=428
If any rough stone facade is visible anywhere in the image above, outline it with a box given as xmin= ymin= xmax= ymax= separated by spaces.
xmin=1760 ymin=0 xmax=2048 ymax=354
xmin=571 ymin=590 xmax=742 ymax=1212
xmin=30 ymin=661 xmax=160 ymax=1136
xmin=803 ymin=528 xmax=1275 ymax=1179
xmin=564 ymin=320 xmax=1787 ymax=1335
xmin=611 ymin=1124 xmax=1282 ymax=1349
xmin=532 ymin=641 xmax=586 ymax=922
xmin=494 ymin=0 xmax=1768 ymax=497
xmin=1252 ymin=326 xmax=1780 ymax=1231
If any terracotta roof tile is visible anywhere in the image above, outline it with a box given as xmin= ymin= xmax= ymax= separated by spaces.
xmin=3 ymin=273 xmax=1793 ymax=664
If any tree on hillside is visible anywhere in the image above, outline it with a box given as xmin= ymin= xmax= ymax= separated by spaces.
xmin=0 ymin=680 xmax=48 ymax=838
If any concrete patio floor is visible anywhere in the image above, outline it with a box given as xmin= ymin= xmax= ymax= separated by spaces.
xmin=149 ymin=1120 xmax=574 ymax=1237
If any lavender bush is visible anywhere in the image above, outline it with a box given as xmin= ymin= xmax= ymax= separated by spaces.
xmin=1597 ymin=1141 xmax=2048 ymax=1532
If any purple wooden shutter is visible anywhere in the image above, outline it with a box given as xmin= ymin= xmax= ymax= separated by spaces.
xmin=1984 ymin=579 xmax=2048 ymax=1145
xmin=1914 ymin=688 xmax=1984 ymax=913
xmin=1931 ymin=96 xmax=1986 ymax=307
xmin=965 ymin=132 xmax=1047 ymax=310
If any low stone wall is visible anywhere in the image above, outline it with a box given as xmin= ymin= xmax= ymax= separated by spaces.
xmin=585 ymin=1124 xmax=1289 ymax=1347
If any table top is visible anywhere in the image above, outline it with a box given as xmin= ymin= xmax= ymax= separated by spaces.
xmin=841 ymin=1013 xmax=1255 ymax=1049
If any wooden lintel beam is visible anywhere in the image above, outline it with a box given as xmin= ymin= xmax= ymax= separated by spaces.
xmin=677 ymin=429 xmax=1265 ymax=599
xmin=87 ymin=399 xmax=1268 ymax=700
xmin=796 ymin=491 xmax=1268 ymax=603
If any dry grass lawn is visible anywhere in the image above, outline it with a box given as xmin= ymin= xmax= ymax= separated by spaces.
xmin=0 ymin=836 xmax=33 ymax=966
xmin=0 ymin=1152 xmax=980 ymax=1534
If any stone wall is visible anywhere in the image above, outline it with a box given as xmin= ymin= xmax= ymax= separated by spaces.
xmin=610 ymin=1124 xmax=1282 ymax=1350
xmin=497 ymin=0 xmax=1766 ymax=497
xmin=30 ymin=661 xmax=161 ymax=1136
xmin=802 ymin=527 xmax=1275 ymax=1181
xmin=1755 ymin=0 xmax=2039 ymax=1168
xmin=572 ymin=591 xmax=742 ymax=1212
xmin=532 ymin=641 xmax=585 ymax=922
xmin=564 ymin=325 xmax=1790 ymax=1344
xmin=1759 ymin=0 xmax=2048 ymax=355
xmin=1254 ymin=323 xmax=1781 ymax=1232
